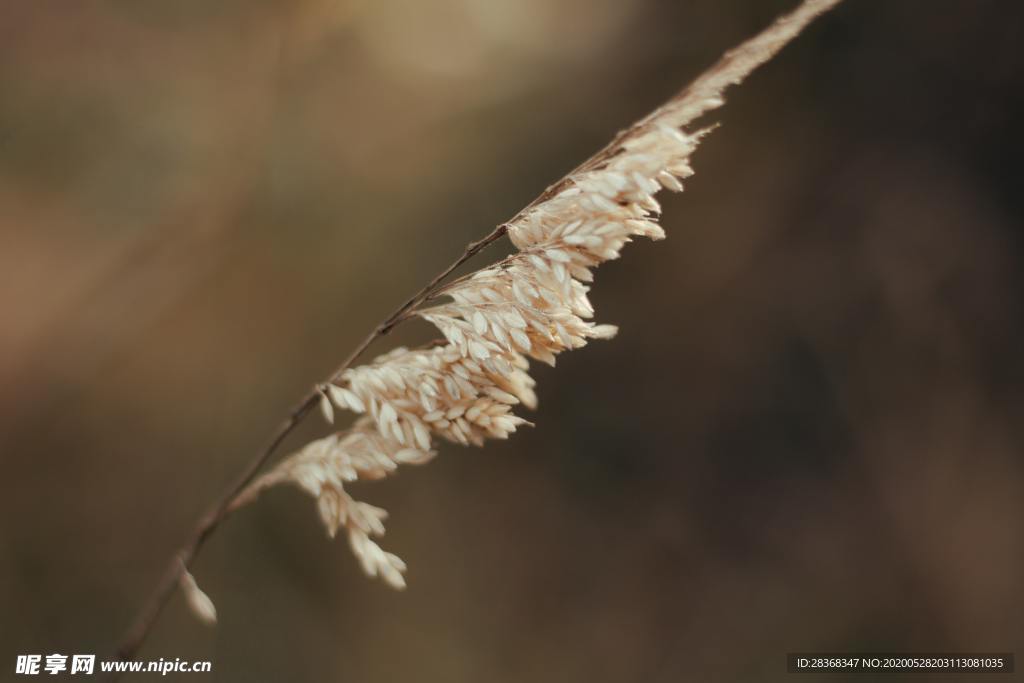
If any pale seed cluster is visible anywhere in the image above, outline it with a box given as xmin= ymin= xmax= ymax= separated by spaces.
xmin=262 ymin=417 xmax=433 ymax=588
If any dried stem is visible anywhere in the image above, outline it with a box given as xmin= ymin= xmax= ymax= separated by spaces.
xmin=111 ymin=0 xmax=840 ymax=666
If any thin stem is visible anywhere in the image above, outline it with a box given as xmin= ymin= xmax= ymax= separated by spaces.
xmin=111 ymin=0 xmax=840 ymax=663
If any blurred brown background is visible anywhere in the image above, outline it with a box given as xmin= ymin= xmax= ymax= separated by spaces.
xmin=2 ymin=1 xmax=1022 ymax=681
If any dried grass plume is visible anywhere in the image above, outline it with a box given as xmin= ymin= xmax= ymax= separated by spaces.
xmin=114 ymin=0 xmax=843 ymax=661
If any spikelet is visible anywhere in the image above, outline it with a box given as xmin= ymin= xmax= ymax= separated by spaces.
xmin=179 ymin=566 xmax=218 ymax=625
xmin=249 ymin=0 xmax=842 ymax=589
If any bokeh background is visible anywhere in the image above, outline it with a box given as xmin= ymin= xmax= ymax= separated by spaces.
xmin=2 ymin=1 xmax=1022 ymax=681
